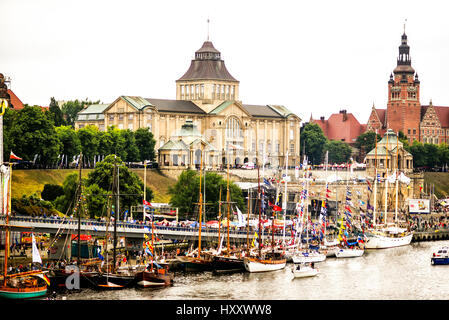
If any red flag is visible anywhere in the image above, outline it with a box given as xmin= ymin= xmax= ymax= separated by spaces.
xmin=10 ymin=151 xmax=22 ymax=160
xmin=143 ymin=199 xmax=152 ymax=207
xmin=268 ymin=201 xmax=282 ymax=212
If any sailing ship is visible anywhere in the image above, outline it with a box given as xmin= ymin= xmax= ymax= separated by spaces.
xmin=0 ymin=160 xmax=49 ymax=298
xmin=333 ymin=163 xmax=365 ymax=258
xmin=176 ymin=148 xmax=214 ymax=272
xmin=365 ymin=129 xmax=413 ymax=249
xmin=47 ymin=154 xmax=102 ymax=289
xmin=211 ymin=158 xmax=245 ymax=273
xmin=96 ymin=158 xmax=135 ymax=289
xmin=292 ymin=158 xmax=326 ymax=264
xmin=243 ymin=165 xmax=286 ymax=273
xmin=135 ymin=161 xmax=174 ymax=287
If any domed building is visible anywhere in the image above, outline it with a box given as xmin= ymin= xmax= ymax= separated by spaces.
xmin=75 ymin=39 xmax=302 ymax=169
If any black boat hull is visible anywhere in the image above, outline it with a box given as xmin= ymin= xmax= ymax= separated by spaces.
xmin=212 ymin=255 xmax=245 ymax=273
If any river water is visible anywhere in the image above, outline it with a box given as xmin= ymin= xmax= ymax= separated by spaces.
xmin=59 ymin=240 xmax=449 ymax=300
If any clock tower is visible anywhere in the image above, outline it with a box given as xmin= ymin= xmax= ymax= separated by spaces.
xmin=386 ymin=31 xmax=421 ymax=142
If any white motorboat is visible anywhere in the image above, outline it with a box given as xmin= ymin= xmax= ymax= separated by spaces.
xmin=365 ymin=227 xmax=413 ymax=249
xmin=292 ymin=263 xmax=318 ymax=278
xmin=292 ymin=251 xmax=326 ymax=264
xmin=335 ymin=248 xmax=364 ymax=258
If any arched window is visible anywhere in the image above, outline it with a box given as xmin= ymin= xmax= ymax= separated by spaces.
xmin=226 ymin=117 xmax=242 ymax=139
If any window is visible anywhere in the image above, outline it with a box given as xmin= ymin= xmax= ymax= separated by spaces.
xmin=79 ymin=124 xmax=84 ymax=129
xmin=118 ymin=123 xmax=124 ymax=130
xmin=109 ymin=115 xmax=114 ymax=121
xmin=118 ymin=114 xmax=124 ymax=120
xmin=413 ymin=129 xmax=416 ymax=135
xmin=99 ymin=124 xmax=105 ymax=131
xmin=226 ymin=117 xmax=242 ymax=139
xmin=290 ymin=129 xmax=294 ymax=140
xmin=407 ymin=129 xmax=411 ymax=135
xmin=128 ymin=123 xmax=133 ymax=130
xmin=290 ymin=143 xmax=295 ymax=154
xmin=129 ymin=114 xmax=133 ymax=120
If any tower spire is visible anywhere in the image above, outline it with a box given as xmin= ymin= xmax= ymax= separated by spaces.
xmin=207 ymin=18 xmax=210 ymax=41
xmin=403 ymin=18 xmax=407 ymax=34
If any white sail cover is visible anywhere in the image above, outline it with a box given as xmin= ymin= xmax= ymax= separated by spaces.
xmin=387 ymin=171 xmax=397 ymax=183
xmin=0 ymin=164 xmax=10 ymax=216
xmin=32 ymin=233 xmax=42 ymax=264
xmin=236 ymin=206 xmax=246 ymax=227
xmin=398 ymin=172 xmax=411 ymax=185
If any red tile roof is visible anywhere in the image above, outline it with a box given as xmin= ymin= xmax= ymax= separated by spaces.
xmin=312 ymin=111 xmax=366 ymax=143
xmin=7 ymin=89 xmax=24 ymax=110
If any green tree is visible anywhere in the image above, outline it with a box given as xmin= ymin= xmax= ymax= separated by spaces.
xmin=48 ymin=97 xmax=66 ymax=126
xmin=134 ymin=127 xmax=156 ymax=162
xmin=77 ymin=125 xmax=100 ymax=166
xmin=169 ymin=170 xmax=244 ymax=220
xmin=53 ymin=172 xmax=80 ymax=215
xmin=423 ymin=143 xmax=439 ymax=168
xmin=84 ymin=183 xmax=108 ymax=219
xmin=354 ymin=131 xmax=381 ymax=162
xmin=97 ymin=126 xmax=127 ymax=161
xmin=437 ymin=143 xmax=449 ymax=168
xmin=56 ymin=125 xmax=81 ymax=164
xmin=61 ymin=99 xmax=100 ymax=127
xmin=325 ymin=140 xmax=352 ymax=164
xmin=121 ymin=129 xmax=139 ymax=162
xmin=408 ymin=141 xmax=426 ymax=168
xmin=300 ymin=123 xmax=328 ymax=165
xmin=2 ymin=107 xmax=17 ymax=161
xmin=41 ymin=184 xmax=64 ymax=202
xmin=86 ymin=155 xmax=153 ymax=215
xmin=8 ymin=105 xmax=61 ymax=167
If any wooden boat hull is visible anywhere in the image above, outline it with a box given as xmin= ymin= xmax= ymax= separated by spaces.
xmin=0 ymin=285 xmax=47 ymax=299
xmin=96 ymin=274 xmax=135 ymax=289
xmin=243 ymin=257 xmax=286 ymax=273
xmin=212 ymin=255 xmax=245 ymax=273
xmin=335 ymin=248 xmax=364 ymax=258
xmin=49 ymin=270 xmax=100 ymax=289
xmin=135 ymin=270 xmax=174 ymax=288
xmin=176 ymin=256 xmax=213 ymax=272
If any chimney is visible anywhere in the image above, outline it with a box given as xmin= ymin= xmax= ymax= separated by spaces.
xmin=342 ymin=109 xmax=347 ymax=121
xmin=320 ymin=116 xmax=325 ymax=122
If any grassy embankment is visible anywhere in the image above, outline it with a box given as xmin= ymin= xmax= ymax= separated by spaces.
xmin=424 ymin=172 xmax=449 ymax=198
xmin=11 ymin=168 xmax=176 ymax=203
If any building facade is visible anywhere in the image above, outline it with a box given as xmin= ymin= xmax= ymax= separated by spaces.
xmin=74 ymin=40 xmax=302 ymax=168
xmin=366 ymin=32 xmax=449 ymax=144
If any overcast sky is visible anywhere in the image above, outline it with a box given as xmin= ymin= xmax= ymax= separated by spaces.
xmin=1 ymin=0 xmax=449 ymax=124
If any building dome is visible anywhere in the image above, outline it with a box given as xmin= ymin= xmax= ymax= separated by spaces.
xmin=177 ymin=41 xmax=238 ymax=82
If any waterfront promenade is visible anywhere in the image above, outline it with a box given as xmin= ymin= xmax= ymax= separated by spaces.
xmin=2 ymin=213 xmax=449 ymax=244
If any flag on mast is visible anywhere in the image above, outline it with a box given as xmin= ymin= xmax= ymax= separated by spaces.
xmin=10 ymin=151 xmax=22 ymax=160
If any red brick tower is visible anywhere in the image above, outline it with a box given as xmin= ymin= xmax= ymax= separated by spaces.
xmin=386 ymin=32 xmax=421 ymax=143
